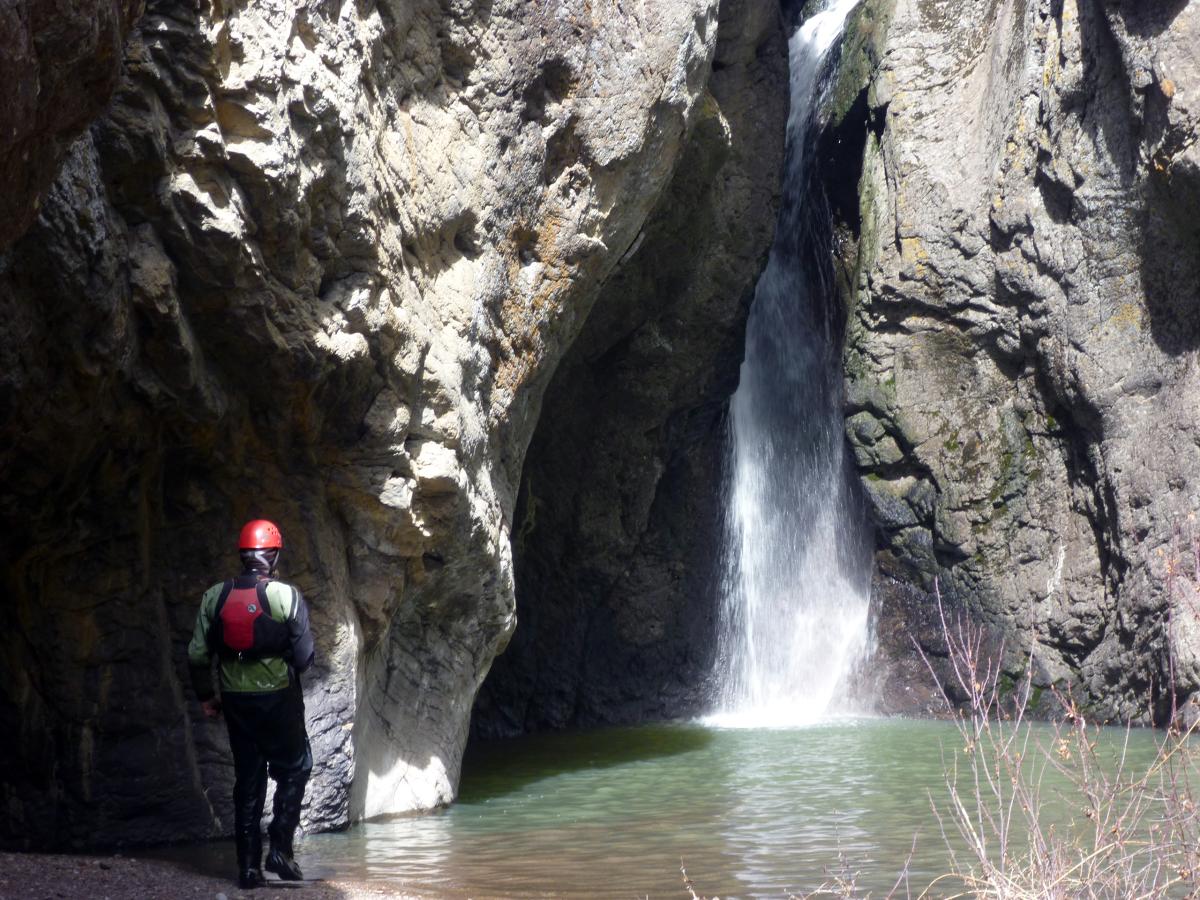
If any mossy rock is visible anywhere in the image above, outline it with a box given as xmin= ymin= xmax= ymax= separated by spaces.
xmin=828 ymin=0 xmax=897 ymax=129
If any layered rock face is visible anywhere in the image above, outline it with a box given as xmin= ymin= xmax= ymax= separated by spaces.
xmin=0 ymin=0 xmax=143 ymax=247
xmin=0 ymin=0 xmax=785 ymax=847
xmin=472 ymin=0 xmax=787 ymax=738
xmin=832 ymin=0 xmax=1200 ymax=721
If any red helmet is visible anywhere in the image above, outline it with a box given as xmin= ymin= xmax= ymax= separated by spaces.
xmin=239 ymin=519 xmax=283 ymax=550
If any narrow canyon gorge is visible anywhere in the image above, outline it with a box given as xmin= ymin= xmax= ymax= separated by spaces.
xmin=1 ymin=0 xmax=1197 ymax=852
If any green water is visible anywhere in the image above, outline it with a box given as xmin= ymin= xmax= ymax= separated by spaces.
xmin=156 ymin=717 xmax=1172 ymax=897
xmin=307 ymin=717 xmax=1168 ymax=897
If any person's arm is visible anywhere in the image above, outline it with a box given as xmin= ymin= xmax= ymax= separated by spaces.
xmin=187 ymin=585 xmax=221 ymax=706
xmin=287 ymin=586 xmax=315 ymax=674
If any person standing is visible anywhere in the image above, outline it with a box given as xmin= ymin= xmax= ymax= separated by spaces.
xmin=188 ymin=519 xmax=315 ymax=889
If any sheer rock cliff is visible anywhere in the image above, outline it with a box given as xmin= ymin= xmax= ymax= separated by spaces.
xmin=0 ymin=0 xmax=142 ymax=248
xmin=0 ymin=0 xmax=786 ymax=847
xmin=472 ymin=0 xmax=787 ymax=738
xmin=829 ymin=0 xmax=1200 ymax=722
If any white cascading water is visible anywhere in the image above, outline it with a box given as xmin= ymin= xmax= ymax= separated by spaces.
xmin=708 ymin=0 xmax=872 ymax=728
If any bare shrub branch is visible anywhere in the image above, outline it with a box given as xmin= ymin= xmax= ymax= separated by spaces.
xmin=915 ymin=578 xmax=1200 ymax=898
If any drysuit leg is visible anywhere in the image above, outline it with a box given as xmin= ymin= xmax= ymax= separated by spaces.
xmin=257 ymin=684 xmax=310 ymax=880
xmin=224 ymin=683 xmax=310 ymax=880
xmin=267 ymin=738 xmax=313 ymax=856
xmin=225 ymin=708 xmax=269 ymax=876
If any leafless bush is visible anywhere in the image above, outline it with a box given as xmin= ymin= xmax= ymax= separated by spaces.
xmin=916 ymin=581 xmax=1200 ymax=899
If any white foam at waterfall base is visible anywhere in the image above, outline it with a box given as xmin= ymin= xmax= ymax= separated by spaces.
xmin=706 ymin=0 xmax=872 ymax=731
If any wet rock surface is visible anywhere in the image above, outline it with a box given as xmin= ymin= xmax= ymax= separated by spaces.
xmin=0 ymin=0 xmax=784 ymax=848
xmin=829 ymin=0 xmax=1200 ymax=722
xmin=471 ymin=0 xmax=788 ymax=738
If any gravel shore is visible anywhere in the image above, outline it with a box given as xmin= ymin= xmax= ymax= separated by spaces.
xmin=0 ymin=852 xmax=420 ymax=900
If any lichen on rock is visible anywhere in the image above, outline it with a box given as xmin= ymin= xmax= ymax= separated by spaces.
xmin=828 ymin=0 xmax=1200 ymax=722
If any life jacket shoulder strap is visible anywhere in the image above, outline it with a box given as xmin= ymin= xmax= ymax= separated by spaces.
xmin=260 ymin=579 xmax=276 ymax=622
xmin=222 ymin=575 xmax=277 ymax=616
xmin=256 ymin=579 xmax=299 ymax=624
xmin=208 ymin=579 xmax=234 ymax=654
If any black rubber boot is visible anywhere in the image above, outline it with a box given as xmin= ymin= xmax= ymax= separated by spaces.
xmin=232 ymin=759 xmax=268 ymax=890
xmin=265 ymin=841 xmax=304 ymax=881
xmin=265 ymin=738 xmax=312 ymax=882
xmin=235 ymin=825 xmax=266 ymax=888
xmin=238 ymin=868 xmax=267 ymax=890
xmin=240 ymin=825 xmax=266 ymax=887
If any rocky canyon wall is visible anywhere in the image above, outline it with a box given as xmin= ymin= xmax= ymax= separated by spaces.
xmin=829 ymin=0 xmax=1200 ymax=722
xmin=472 ymin=0 xmax=787 ymax=738
xmin=0 ymin=0 xmax=143 ymax=248
xmin=0 ymin=0 xmax=786 ymax=847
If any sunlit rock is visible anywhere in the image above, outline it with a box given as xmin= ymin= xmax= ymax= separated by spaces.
xmin=829 ymin=0 xmax=1200 ymax=722
xmin=0 ymin=0 xmax=785 ymax=848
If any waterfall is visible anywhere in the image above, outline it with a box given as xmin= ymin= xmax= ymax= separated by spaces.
xmin=708 ymin=0 xmax=872 ymax=728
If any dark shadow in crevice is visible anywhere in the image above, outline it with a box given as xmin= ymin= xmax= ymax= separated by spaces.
xmin=1072 ymin=0 xmax=1141 ymax=190
xmin=1140 ymin=161 xmax=1200 ymax=354
xmin=1034 ymin=153 xmax=1076 ymax=224
xmin=814 ymin=86 xmax=872 ymax=241
xmin=1032 ymin=365 xmax=1129 ymax=628
xmin=1106 ymin=0 xmax=1191 ymax=38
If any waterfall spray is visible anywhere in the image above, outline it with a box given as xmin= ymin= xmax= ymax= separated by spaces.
xmin=709 ymin=0 xmax=872 ymax=728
